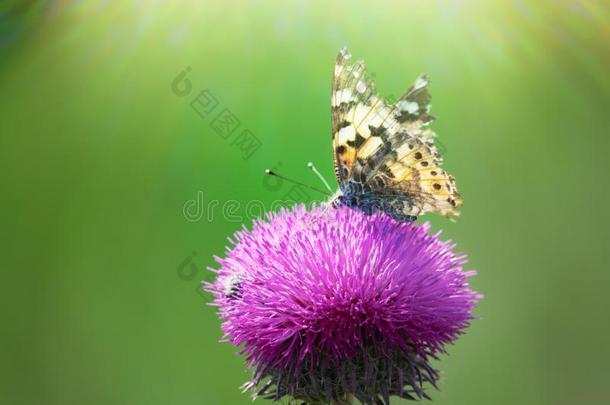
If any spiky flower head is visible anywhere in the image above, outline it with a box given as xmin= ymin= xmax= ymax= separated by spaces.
xmin=207 ymin=205 xmax=481 ymax=404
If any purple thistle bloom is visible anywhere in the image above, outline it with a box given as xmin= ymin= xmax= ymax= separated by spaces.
xmin=207 ymin=205 xmax=481 ymax=404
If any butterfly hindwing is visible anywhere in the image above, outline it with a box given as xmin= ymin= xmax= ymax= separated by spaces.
xmin=394 ymin=75 xmax=434 ymax=129
xmin=369 ymin=133 xmax=462 ymax=218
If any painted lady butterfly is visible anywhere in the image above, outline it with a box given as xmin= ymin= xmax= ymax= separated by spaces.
xmin=329 ymin=48 xmax=462 ymax=221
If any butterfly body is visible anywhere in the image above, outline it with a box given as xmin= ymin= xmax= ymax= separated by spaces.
xmin=329 ymin=48 xmax=462 ymax=221
xmin=330 ymin=181 xmax=417 ymax=223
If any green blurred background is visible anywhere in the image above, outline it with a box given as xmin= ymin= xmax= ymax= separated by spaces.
xmin=2 ymin=1 xmax=609 ymax=404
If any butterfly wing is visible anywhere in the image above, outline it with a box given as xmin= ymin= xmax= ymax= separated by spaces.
xmin=368 ymin=130 xmax=462 ymax=218
xmin=331 ymin=47 xmax=377 ymax=183
xmin=331 ymin=48 xmax=462 ymax=218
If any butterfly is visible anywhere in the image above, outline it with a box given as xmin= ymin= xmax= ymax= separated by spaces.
xmin=328 ymin=47 xmax=462 ymax=222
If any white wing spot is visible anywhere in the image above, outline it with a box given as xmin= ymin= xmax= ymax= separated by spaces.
xmin=338 ymin=124 xmax=357 ymax=144
xmin=332 ymin=89 xmax=354 ymax=106
xmin=396 ymin=100 xmax=419 ymax=114
xmin=339 ymin=47 xmax=351 ymax=60
xmin=356 ymin=80 xmax=367 ymax=93
xmin=413 ymin=76 xmax=428 ymax=90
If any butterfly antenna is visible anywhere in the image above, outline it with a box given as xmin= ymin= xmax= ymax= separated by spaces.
xmin=307 ymin=162 xmax=333 ymax=193
xmin=265 ymin=169 xmax=331 ymax=196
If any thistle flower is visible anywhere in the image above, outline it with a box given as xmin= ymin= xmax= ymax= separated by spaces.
xmin=207 ymin=205 xmax=481 ymax=405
